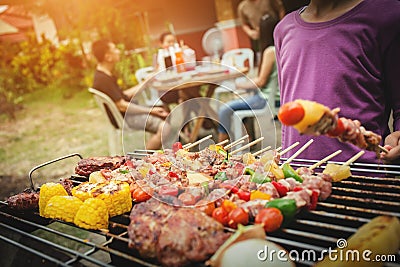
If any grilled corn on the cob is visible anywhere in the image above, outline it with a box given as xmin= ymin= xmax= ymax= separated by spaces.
xmin=71 ymin=182 xmax=99 ymax=201
xmin=39 ymin=182 xmax=68 ymax=216
xmin=43 ymin=195 xmax=83 ymax=223
xmin=72 ymin=181 xmax=132 ymax=217
xmin=74 ymin=198 xmax=109 ymax=230
xmin=91 ymin=181 xmax=132 ymax=217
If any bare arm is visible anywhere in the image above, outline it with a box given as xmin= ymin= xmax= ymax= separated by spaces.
xmin=241 ymin=24 xmax=259 ymax=40
xmin=123 ymin=83 xmax=143 ymax=99
xmin=236 ymin=47 xmax=276 ymax=90
xmin=116 ymin=99 xmax=169 ymax=119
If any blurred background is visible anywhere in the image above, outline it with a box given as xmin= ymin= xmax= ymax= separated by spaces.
xmin=0 ymin=0 xmax=309 ymax=198
xmin=0 ymin=0 xmax=255 ymax=199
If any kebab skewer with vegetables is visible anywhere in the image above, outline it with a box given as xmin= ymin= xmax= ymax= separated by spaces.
xmin=277 ymin=99 xmax=384 ymax=155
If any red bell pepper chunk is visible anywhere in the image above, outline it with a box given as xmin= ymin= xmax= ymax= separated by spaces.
xmin=219 ymin=184 xmax=239 ymax=194
xmin=292 ymin=186 xmax=303 ymax=192
xmin=172 ymin=142 xmax=183 ymax=153
xmin=236 ymin=190 xmax=251 ymax=201
xmin=271 ymin=181 xmax=288 ymax=197
xmin=308 ymin=190 xmax=319 ymax=210
xmin=168 ymin=171 xmax=179 ymax=179
xmin=327 ymin=117 xmax=346 ymax=137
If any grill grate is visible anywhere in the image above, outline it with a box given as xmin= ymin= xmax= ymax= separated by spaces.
xmin=1 ymin=154 xmax=399 ymax=267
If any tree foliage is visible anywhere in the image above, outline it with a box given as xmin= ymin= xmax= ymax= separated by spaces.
xmin=0 ymin=0 xmax=154 ymax=119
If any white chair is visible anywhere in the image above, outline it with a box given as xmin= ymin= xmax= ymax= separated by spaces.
xmin=231 ymin=102 xmax=276 ymax=150
xmin=135 ymin=66 xmax=162 ymax=107
xmin=214 ymin=48 xmax=255 ymax=107
xmin=88 ymin=88 xmax=131 ymax=156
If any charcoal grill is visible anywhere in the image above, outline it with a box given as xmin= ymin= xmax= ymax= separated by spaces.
xmin=1 ymin=152 xmax=399 ymax=267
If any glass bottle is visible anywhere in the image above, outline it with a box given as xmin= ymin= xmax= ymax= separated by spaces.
xmin=174 ymin=43 xmax=185 ymax=73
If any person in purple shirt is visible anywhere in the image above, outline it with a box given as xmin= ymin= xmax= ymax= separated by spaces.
xmin=274 ymin=0 xmax=400 ymax=164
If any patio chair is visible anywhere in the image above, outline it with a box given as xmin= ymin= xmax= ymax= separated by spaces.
xmin=231 ymin=101 xmax=276 ymax=151
xmin=215 ymin=48 xmax=255 ymax=108
xmin=88 ymin=88 xmax=131 ymax=156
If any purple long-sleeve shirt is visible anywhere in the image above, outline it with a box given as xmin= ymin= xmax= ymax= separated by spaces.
xmin=274 ymin=0 xmax=400 ymax=163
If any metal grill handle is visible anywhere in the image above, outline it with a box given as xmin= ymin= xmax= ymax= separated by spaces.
xmin=28 ymin=153 xmax=83 ymax=190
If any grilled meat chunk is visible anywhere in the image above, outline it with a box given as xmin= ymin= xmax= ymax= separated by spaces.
xmin=75 ymin=156 xmax=127 ymax=176
xmin=156 ymin=208 xmax=230 ymax=266
xmin=128 ymin=199 xmax=174 ymax=258
xmin=128 ymin=199 xmax=230 ymax=266
xmin=7 ymin=188 xmax=39 ymax=210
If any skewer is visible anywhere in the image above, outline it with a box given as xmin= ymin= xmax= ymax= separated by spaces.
xmin=278 ymin=142 xmax=300 ymax=156
xmin=184 ymin=135 xmax=213 ymax=149
xmin=224 ymin=135 xmax=249 ymax=150
xmin=230 ymin=137 xmax=265 ymax=155
xmin=280 ymin=139 xmax=314 ymax=168
xmin=308 ymin=150 xmax=342 ymax=170
xmin=275 ymin=146 xmax=282 ymax=152
xmin=343 ymin=150 xmax=365 ymax=166
xmin=378 ymin=145 xmax=389 ymax=154
xmin=182 ymin=143 xmax=192 ymax=149
xmin=252 ymin=146 xmax=272 ymax=157
xmin=216 ymin=139 xmax=229 ymax=146
xmin=224 ymin=139 xmax=245 ymax=150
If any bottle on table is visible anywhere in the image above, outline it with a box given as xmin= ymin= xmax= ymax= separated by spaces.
xmin=163 ymin=48 xmax=173 ymax=70
xmin=174 ymin=43 xmax=186 ymax=73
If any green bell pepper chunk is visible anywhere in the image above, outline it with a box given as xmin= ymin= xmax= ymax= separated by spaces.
xmin=250 ymin=172 xmax=271 ymax=184
xmin=282 ymin=163 xmax=303 ymax=182
xmin=244 ymin=167 xmax=255 ymax=176
xmin=265 ymin=198 xmax=297 ymax=227
xmin=201 ymin=181 xmax=209 ymax=196
xmin=119 ymin=169 xmax=130 ymax=174
xmin=214 ymin=171 xmax=228 ymax=181
xmin=217 ymin=148 xmax=229 ymax=159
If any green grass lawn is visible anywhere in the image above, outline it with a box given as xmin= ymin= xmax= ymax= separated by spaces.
xmin=0 ymin=86 xmax=119 ymax=199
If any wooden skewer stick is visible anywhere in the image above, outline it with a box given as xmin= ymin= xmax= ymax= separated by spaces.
xmin=343 ymin=150 xmax=365 ymax=166
xmin=224 ymin=139 xmax=245 ymax=150
xmin=280 ymin=139 xmax=314 ymax=168
xmin=275 ymin=146 xmax=282 ymax=152
xmin=184 ymin=135 xmax=213 ymax=149
xmin=224 ymin=135 xmax=249 ymax=150
xmin=230 ymin=137 xmax=265 ymax=155
xmin=216 ymin=139 xmax=229 ymax=146
xmin=182 ymin=143 xmax=192 ymax=149
xmin=309 ymin=150 xmax=342 ymax=170
xmin=378 ymin=145 xmax=389 ymax=154
xmin=252 ymin=146 xmax=272 ymax=157
xmin=278 ymin=142 xmax=300 ymax=156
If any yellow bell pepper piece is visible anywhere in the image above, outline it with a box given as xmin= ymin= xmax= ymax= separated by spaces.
xmin=250 ymin=190 xmax=271 ymax=200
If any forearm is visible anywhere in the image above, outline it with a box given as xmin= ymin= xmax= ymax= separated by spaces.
xmin=117 ymin=99 xmax=150 ymax=115
xmin=124 ymin=84 xmax=143 ymax=99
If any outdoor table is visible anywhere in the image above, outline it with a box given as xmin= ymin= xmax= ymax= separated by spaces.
xmin=151 ymin=65 xmax=249 ymax=142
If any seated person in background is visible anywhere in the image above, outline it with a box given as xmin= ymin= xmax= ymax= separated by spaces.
xmin=218 ymin=46 xmax=278 ymax=142
xmin=92 ymin=39 xmax=170 ymax=150
xmin=155 ymin=32 xmax=216 ymax=136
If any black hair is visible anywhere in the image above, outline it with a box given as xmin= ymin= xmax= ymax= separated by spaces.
xmin=92 ymin=39 xmax=112 ymax=62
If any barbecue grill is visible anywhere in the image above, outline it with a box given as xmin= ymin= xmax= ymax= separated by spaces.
xmin=1 ymin=152 xmax=399 ymax=267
